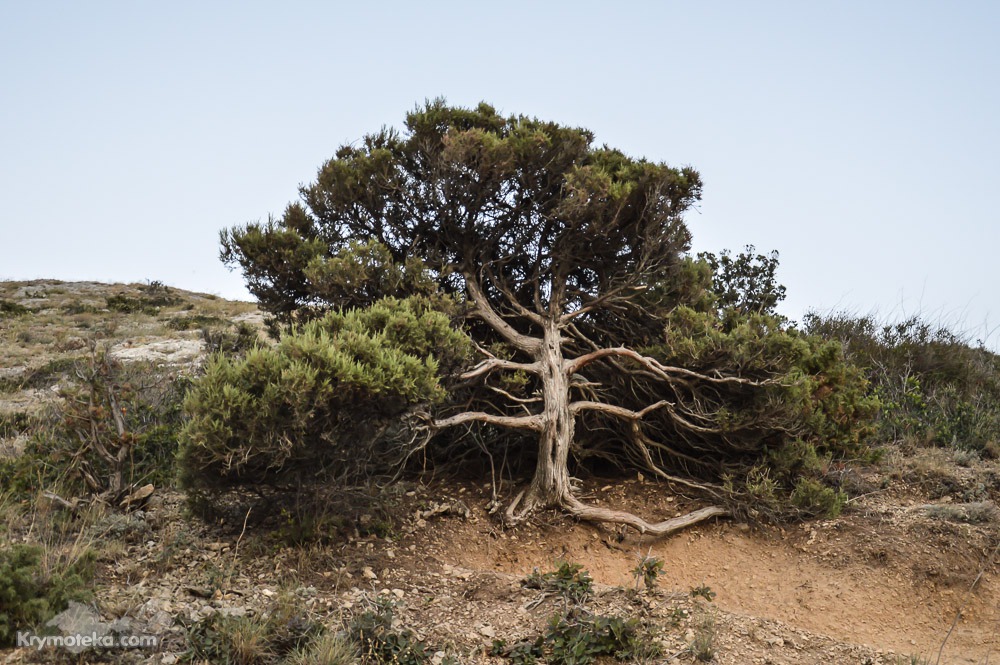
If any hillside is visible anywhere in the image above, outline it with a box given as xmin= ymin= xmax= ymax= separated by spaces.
xmin=1 ymin=280 xmax=999 ymax=664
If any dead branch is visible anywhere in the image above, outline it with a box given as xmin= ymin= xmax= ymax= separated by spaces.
xmin=432 ymin=411 xmax=543 ymax=432
xmin=565 ymin=346 xmax=778 ymax=387
xmin=460 ymin=357 xmax=541 ymax=382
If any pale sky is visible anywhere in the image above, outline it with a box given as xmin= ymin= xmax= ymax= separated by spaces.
xmin=2 ymin=2 xmax=998 ymax=343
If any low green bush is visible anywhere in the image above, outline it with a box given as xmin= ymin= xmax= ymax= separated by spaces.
xmin=350 ymin=598 xmax=429 ymax=665
xmin=497 ymin=563 xmax=659 ymax=665
xmin=523 ymin=562 xmax=593 ymax=604
xmin=166 ymin=314 xmax=227 ymax=330
xmin=0 ymin=543 xmax=94 ymax=647
xmin=0 ymin=299 xmax=29 ymax=317
xmin=178 ymin=296 xmax=471 ymax=498
xmin=805 ymin=313 xmax=1000 ymax=454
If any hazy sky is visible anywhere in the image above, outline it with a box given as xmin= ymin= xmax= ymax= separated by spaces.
xmin=2 ymin=2 xmax=998 ymax=341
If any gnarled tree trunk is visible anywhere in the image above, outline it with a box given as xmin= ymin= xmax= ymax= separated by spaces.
xmin=521 ymin=318 xmax=574 ymax=511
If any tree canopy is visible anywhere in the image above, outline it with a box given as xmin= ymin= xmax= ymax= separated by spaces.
xmin=192 ymin=100 xmax=876 ymax=534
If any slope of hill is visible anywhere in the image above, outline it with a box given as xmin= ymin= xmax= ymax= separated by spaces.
xmin=1 ymin=280 xmax=998 ymax=665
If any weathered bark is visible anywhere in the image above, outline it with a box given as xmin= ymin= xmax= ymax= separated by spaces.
xmin=520 ymin=318 xmax=574 ymax=512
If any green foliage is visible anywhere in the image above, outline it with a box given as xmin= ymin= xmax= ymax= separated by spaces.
xmin=614 ymin=306 xmax=877 ymax=518
xmin=0 ymin=298 xmax=29 ymax=317
xmin=491 ymin=638 xmax=544 ymax=665
xmin=544 ymin=613 xmax=644 ymax=665
xmin=500 ymin=564 xmax=656 ymax=665
xmin=106 ymin=290 xmax=182 ymax=314
xmin=523 ymin=562 xmax=593 ymax=604
xmin=0 ymin=543 xmax=94 ymax=647
xmin=632 ymin=555 xmax=664 ymax=591
xmin=492 ymin=614 xmax=650 ymax=665
xmin=350 ymin=598 xmax=429 ymax=665
xmin=805 ymin=313 xmax=1000 ymax=454
xmin=699 ymin=245 xmax=786 ymax=317
xmin=0 ymin=356 xmax=85 ymax=393
xmin=0 ymin=410 xmax=33 ymax=439
xmin=201 ymin=321 xmax=260 ymax=357
xmin=689 ymin=585 xmax=716 ymax=602
xmin=790 ymin=477 xmax=847 ymax=517
xmin=166 ymin=314 xmax=229 ymax=330
xmin=178 ymin=296 xmax=471 ymax=495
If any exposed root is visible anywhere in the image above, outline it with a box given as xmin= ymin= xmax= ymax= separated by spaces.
xmin=561 ymin=494 xmax=727 ymax=538
xmin=503 ymin=489 xmax=527 ymax=525
xmin=502 ymin=486 xmax=727 ymax=538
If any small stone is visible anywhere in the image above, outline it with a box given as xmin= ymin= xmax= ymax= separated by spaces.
xmin=392 ymin=588 xmax=405 ymax=599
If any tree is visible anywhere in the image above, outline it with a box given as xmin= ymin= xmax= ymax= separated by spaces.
xmin=700 ymin=245 xmax=787 ymax=317
xmin=218 ymin=100 xmax=874 ymax=535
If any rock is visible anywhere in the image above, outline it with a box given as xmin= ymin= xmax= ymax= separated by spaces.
xmin=392 ymin=588 xmax=405 ymax=599
xmin=120 ymin=483 xmax=155 ymax=508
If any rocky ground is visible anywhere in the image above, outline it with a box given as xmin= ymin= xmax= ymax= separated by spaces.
xmin=2 ymin=280 xmax=999 ymax=665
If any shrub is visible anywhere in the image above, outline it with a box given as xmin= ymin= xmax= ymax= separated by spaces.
xmin=0 ymin=298 xmax=29 ymax=317
xmin=106 ymin=289 xmax=182 ymax=314
xmin=523 ymin=562 xmax=593 ymax=604
xmin=200 ymin=321 xmax=260 ymax=356
xmin=0 ymin=543 xmax=94 ymax=647
xmin=350 ymin=598 xmax=429 ymax=665
xmin=632 ymin=554 xmax=664 ymax=591
xmin=166 ymin=314 xmax=229 ymax=331
xmin=805 ymin=313 xmax=1000 ymax=453
xmin=178 ymin=296 xmax=471 ymax=497
xmin=3 ymin=350 xmax=186 ymax=500
xmin=544 ymin=613 xmax=644 ymax=665
xmin=790 ymin=477 xmax=847 ymax=517
xmin=498 ymin=563 xmax=657 ymax=665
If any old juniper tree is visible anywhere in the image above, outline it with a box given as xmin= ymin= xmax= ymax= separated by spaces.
xmin=211 ymin=101 xmax=873 ymax=534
